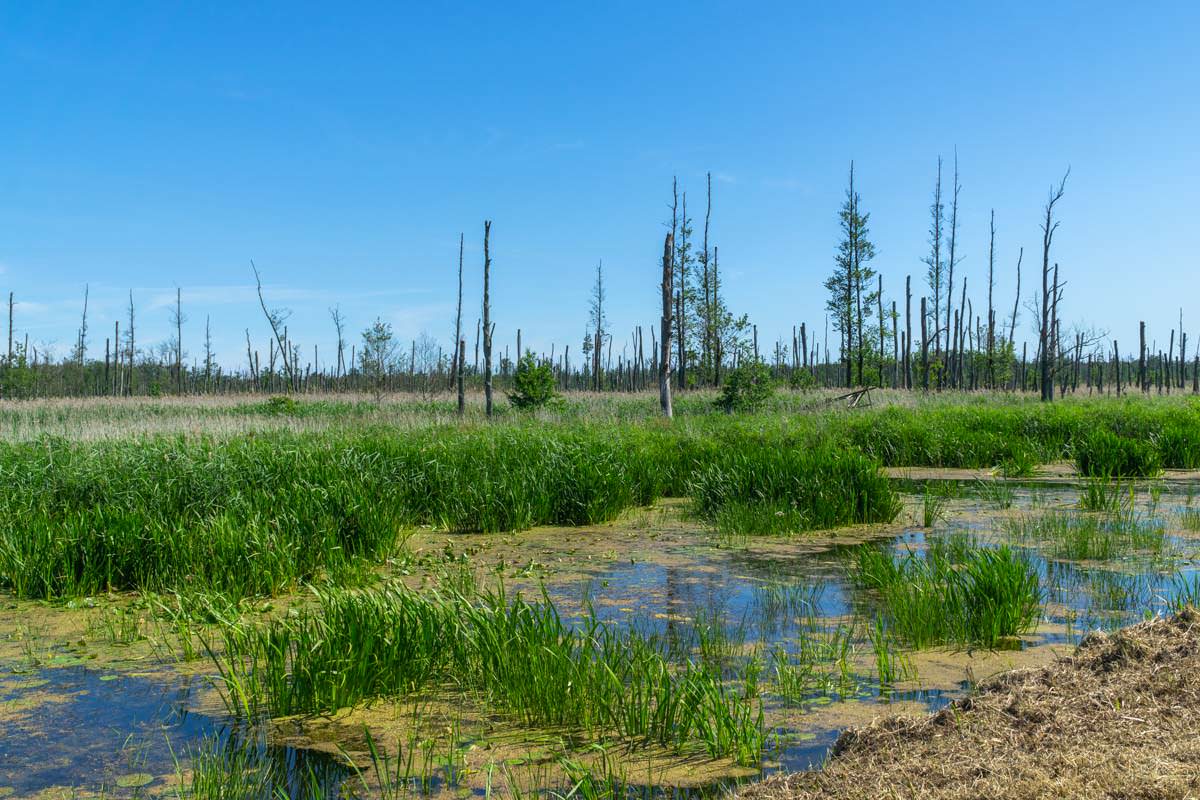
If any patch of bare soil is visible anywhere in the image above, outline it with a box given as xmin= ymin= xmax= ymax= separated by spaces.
xmin=739 ymin=608 xmax=1200 ymax=800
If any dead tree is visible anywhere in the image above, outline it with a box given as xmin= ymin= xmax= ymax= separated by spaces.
xmin=920 ymin=296 xmax=930 ymax=390
xmin=171 ymin=287 xmax=186 ymax=393
xmin=457 ymin=339 xmax=466 ymax=417
xmin=330 ymin=306 xmax=347 ymax=380
xmin=252 ymin=261 xmax=293 ymax=391
xmin=590 ymin=260 xmax=606 ymax=391
xmin=452 ymin=232 xmax=464 ymax=389
xmin=924 ymin=158 xmax=945 ymax=365
xmin=126 ymin=290 xmax=136 ymax=396
xmin=701 ymin=172 xmax=713 ymax=384
xmin=891 ymin=300 xmax=899 ymax=388
xmin=986 ymin=210 xmax=996 ymax=389
xmin=203 ymin=316 xmax=214 ymax=390
xmin=482 ymin=220 xmax=494 ymax=417
xmin=877 ymin=274 xmax=885 ymax=387
xmin=1038 ymin=171 xmax=1068 ymax=402
xmin=1139 ymin=321 xmax=1147 ymax=392
xmin=904 ymin=275 xmax=913 ymax=389
xmin=944 ymin=152 xmax=962 ymax=366
xmin=76 ymin=285 xmax=89 ymax=367
xmin=676 ymin=191 xmax=689 ymax=391
xmin=659 ymin=231 xmax=674 ymax=418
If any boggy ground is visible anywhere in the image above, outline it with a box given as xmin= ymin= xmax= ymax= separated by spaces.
xmin=5 ymin=472 xmax=1200 ymax=797
xmin=740 ymin=608 xmax=1200 ymax=800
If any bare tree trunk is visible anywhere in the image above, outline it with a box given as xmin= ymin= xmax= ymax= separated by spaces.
xmin=891 ymin=300 xmax=899 ymax=388
xmin=175 ymin=288 xmax=184 ymax=393
xmin=945 ymin=152 xmax=961 ymax=366
xmin=77 ymin=285 xmax=89 ymax=368
xmin=448 ymin=233 xmax=464 ymax=390
xmin=1113 ymin=340 xmax=1122 ymax=396
xmin=986 ymin=209 xmax=996 ymax=389
xmin=1139 ymin=321 xmax=1147 ymax=393
xmin=920 ymin=296 xmax=930 ymax=391
xmin=251 ymin=261 xmax=292 ymax=392
xmin=677 ymin=192 xmax=688 ymax=391
xmin=905 ymin=275 xmax=913 ymax=389
xmin=659 ymin=231 xmax=674 ymax=418
xmin=127 ymin=290 xmax=136 ymax=397
xmin=1008 ymin=247 xmax=1023 ymax=350
xmin=457 ymin=339 xmax=466 ymax=417
xmin=482 ymin=221 xmax=494 ymax=417
xmin=1038 ymin=173 xmax=1068 ymax=402
xmin=702 ymin=172 xmax=712 ymax=384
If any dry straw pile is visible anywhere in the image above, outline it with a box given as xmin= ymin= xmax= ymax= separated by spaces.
xmin=742 ymin=609 xmax=1200 ymax=800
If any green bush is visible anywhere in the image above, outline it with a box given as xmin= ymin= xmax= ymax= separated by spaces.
xmin=715 ymin=359 xmax=775 ymax=413
xmin=508 ymin=351 xmax=559 ymax=410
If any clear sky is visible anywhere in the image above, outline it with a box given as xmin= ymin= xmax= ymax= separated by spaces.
xmin=2 ymin=2 xmax=1197 ymax=370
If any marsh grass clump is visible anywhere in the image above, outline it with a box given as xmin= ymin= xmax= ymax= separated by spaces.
xmin=920 ymin=491 xmax=949 ymax=528
xmin=1178 ymin=508 xmax=1200 ymax=532
xmin=692 ymin=446 xmax=900 ymax=535
xmin=974 ymin=479 xmax=1016 ymax=510
xmin=1005 ymin=511 xmax=1166 ymax=562
xmin=1169 ymin=574 xmax=1200 ymax=611
xmin=1079 ymin=476 xmax=1134 ymax=513
xmin=848 ymin=540 xmax=1041 ymax=648
xmin=1075 ymin=429 xmax=1162 ymax=478
xmin=998 ymin=445 xmax=1039 ymax=478
xmin=867 ymin=615 xmax=914 ymax=689
xmin=211 ymin=585 xmax=765 ymax=764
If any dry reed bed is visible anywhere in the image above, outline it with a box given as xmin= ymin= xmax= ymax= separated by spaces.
xmin=739 ymin=608 xmax=1200 ymax=800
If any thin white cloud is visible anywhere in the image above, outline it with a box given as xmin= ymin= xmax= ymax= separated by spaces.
xmin=140 ymin=285 xmax=433 ymax=311
xmin=762 ymin=177 xmax=803 ymax=191
xmin=388 ymin=302 xmax=456 ymax=341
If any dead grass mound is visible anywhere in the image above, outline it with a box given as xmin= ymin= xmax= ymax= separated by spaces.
xmin=742 ymin=608 xmax=1200 ymax=800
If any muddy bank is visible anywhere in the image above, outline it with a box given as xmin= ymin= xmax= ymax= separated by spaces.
xmin=739 ymin=608 xmax=1200 ymax=800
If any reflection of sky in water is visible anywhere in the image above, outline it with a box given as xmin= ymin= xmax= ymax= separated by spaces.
xmin=6 ymin=486 xmax=1200 ymax=796
xmin=0 ymin=668 xmax=350 ymax=798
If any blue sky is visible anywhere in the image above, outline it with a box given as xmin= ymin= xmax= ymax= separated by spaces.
xmin=2 ymin=2 xmax=1197 ymax=370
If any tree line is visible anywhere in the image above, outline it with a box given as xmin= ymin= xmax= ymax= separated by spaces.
xmin=1 ymin=160 xmax=1194 ymax=407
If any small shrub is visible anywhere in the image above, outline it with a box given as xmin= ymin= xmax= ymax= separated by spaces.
xmin=508 ymin=351 xmax=559 ymax=410
xmin=787 ymin=369 xmax=817 ymax=392
xmin=715 ymin=360 xmax=775 ymax=414
xmin=261 ymin=396 xmax=300 ymax=415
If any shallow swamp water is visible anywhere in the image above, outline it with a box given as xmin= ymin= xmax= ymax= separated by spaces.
xmin=3 ymin=478 xmax=1200 ymax=798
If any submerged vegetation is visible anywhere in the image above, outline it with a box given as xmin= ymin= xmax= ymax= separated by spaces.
xmin=213 ymin=584 xmax=766 ymax=765
xmin=1005 ymin=510 xmax=1166 ymax=562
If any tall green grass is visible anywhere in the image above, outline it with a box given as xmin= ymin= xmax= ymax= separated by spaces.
xmin=211 ymin=584 xmax=764 ymax=765
xmin=847 ymin=538 xmax=1041 ymax=648
xmin=4 ymin=396 xmax=1198 ymax=598
xmin=691 ymin=446 xmax=900 ymax=534
xmin=1075 ymin=430 xmax=1162 ymax=477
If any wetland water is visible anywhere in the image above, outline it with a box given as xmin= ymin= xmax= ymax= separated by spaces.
xmin=2 ymin=482 xmax=1199 ymax=798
